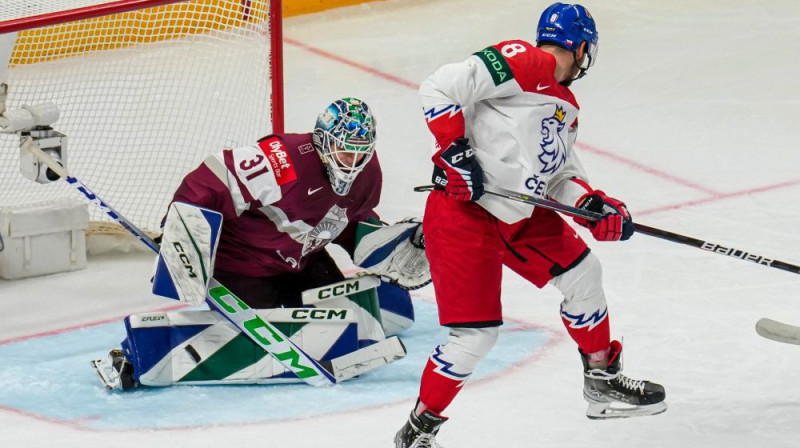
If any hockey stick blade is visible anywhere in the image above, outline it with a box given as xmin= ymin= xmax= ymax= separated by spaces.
xmin=755 ymin=318 xmax=800 ymax=346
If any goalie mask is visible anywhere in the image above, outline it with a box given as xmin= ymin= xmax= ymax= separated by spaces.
xmin=313 ymin=98 xmax=377 ymax=195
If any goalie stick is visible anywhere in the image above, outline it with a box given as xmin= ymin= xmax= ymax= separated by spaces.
xmin=23 ymin=138 xmax=339 ymax=386
xmin=755 ymin=318 xmax=800 ymax=346
xmin=22 ymin=138 xmax=159 ymax=253
xmin=414 ymin=185 xmax=800 ymax=276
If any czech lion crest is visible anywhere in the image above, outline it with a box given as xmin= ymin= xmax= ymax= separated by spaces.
xmin=538 ymin=105 xmax=568 ymax=174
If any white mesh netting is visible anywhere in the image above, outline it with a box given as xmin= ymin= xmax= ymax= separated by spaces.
xmin=1 ymin=0 xmax=130 ymax=22
xmin=1 ymin=0 xmax=275 ymax=235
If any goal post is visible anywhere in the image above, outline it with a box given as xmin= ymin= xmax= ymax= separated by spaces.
xmin=0 ymin=0 xmax=284 ymax=240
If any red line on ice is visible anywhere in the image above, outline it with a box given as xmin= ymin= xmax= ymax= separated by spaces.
xmin=0 ymin=404 xmax=100 ymax=431
xmin=0 ymin=303 xmax=189 ymax=346
xmin=284 ymin=37 xmax=418 ymax=89
xmin=285 ymin=37 xmax=800 ymax=213
xmin=636 ymin=177 xmax=800 ymax=216
xmin=573 ymin=142 xmax=721 ymax=195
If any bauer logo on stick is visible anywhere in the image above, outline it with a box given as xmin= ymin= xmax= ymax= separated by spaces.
xmin=700 ymin=241 xmax=774 ymax=266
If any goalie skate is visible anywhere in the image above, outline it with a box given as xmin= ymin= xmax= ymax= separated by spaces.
xmin=91 ymin=348 xmax=136 ymax=391
xmin=581 ymin=340 xmax=667 ymax=419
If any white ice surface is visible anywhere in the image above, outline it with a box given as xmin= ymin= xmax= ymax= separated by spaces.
xmin=2 ymin=0 xmax=800 ymax=447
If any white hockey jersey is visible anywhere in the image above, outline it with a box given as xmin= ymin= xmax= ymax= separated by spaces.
xmin=420 ymin=39 xmax=592 ymax=224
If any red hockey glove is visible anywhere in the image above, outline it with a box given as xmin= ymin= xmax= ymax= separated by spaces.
xmin=574 ymin=190 xmax=634 ymax=241
xmin=436 ymin=138 xmax=484 ymax=201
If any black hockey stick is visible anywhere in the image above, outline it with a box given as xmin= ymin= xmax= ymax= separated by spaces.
xmin=414 ymin=184 xmax=800 ymax=276
xmin=486 ymin=186 xmax=800 ymax=349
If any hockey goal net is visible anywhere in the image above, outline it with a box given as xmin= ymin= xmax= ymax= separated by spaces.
xmin=0 ymin=0 xmax=283 ymax=241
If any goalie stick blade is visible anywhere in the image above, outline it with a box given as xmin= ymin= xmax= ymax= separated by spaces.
xmin=755 ymin=318 xmax=800 ymax=346
xmin=324 ymin=336 xmax=407 ymax=382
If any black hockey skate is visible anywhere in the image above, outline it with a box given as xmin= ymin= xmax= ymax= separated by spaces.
xmin=581 ymin=340 xmax=666 ymax=419
xmin=91 ymin=348 xmax=137 ymax=391
xmin=394 ymin=409 xmax=448 ymax=448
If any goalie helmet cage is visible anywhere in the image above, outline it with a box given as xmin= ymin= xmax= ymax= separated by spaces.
xmin=0 ymin=0 xmax=284 ymax=238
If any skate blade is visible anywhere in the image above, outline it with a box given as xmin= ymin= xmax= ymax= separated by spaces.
xmin=586 ymin=401 xmax=667 ymax=420
xmin=90 ymin=358 xmax=118 ymax=390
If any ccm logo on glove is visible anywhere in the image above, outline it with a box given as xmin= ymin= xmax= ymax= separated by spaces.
xmin=437 ymin=138 xmax=484 ymax=202
xmin=447 ymin=147 xmax=474 ymax=164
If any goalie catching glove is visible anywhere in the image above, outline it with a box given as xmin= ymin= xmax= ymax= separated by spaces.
xmin=353 ymin=218 xmax=431 ymax=290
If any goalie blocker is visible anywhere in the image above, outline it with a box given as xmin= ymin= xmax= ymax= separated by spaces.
xmin=152 ymin=201 xmax=222 ymax=305
xmin=94 ymin=276 xmax=409 ymax=389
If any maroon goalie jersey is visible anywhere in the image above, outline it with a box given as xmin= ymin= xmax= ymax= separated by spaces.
xmin=171 ymin=133 xmax=381 ymax=277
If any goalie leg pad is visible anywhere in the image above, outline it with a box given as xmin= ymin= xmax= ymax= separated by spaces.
xmin=305 ymin=282 xmax=387 ymax=347
xmin=377 ymin=281 xmax=414 ymax=336
xmin=120 ymin=309 xmax=360 ymax=386
xmin=302 ymin=275 xmax=415 ymax=338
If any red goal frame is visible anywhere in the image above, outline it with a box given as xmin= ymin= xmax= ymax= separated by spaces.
xmin=0 ymin=0 xmax=285 ymax=132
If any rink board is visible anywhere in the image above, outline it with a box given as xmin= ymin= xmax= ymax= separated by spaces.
xmin=0 ymin=301 xmax=548 ymax=430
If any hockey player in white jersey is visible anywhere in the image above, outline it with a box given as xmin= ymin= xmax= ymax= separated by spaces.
xmin=395 ymin=3 xmax=666 ymax=447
